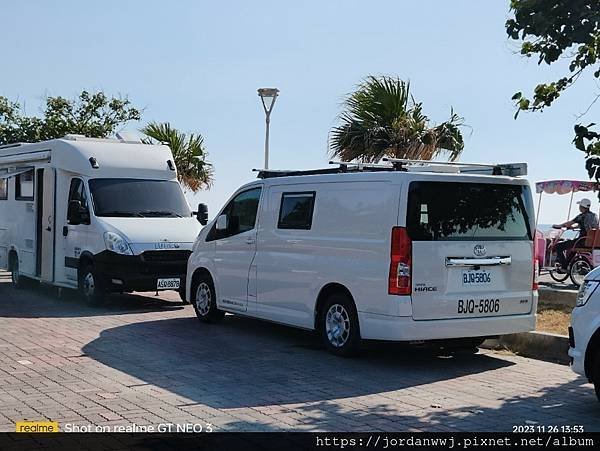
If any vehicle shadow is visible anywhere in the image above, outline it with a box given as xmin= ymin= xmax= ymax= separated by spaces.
xmin=0 ymin=273 xmax=184 ymax=318
xmin=84 ymin=315 xmax=600 ymax=432
xmin=82 ymin=315 xmax=516 ymax=411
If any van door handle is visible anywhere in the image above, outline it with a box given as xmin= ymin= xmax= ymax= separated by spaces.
xmin=63 ymin=226 xmax=69 ymax=237
xmin=445 ymin=256 xmax=511 ymax=267
xmin=245 ymin=238 xmax=256 ymax=245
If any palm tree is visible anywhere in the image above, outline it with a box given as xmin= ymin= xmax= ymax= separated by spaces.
xmin=141 ymin=122 xmax=213 ymax=192
xmin=330 ymin=76 xmax=465 ymax=163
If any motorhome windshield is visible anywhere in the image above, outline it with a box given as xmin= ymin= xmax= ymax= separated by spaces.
xmin=89 ymin=178 xmax=191 ymax=218
xmin=407 ymin=181 xmax=533 ymax=241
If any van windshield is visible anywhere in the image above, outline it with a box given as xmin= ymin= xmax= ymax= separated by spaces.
xmin=407 ymin=181 xmax=533 ymax=241
xmin=89 ymin=178 xmax=191 ymax=218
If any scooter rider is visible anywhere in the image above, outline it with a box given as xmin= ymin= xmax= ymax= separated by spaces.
xmin=552 ymin=198 xmax=599 ymax=272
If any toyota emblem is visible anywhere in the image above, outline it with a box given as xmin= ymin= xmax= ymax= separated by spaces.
xmin=473 ymin=244 xmax=486 ymax=257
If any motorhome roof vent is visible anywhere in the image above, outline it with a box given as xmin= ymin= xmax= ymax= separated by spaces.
xmin=167 ymin=160 xmax=176 ymax=171
xmin=115 ymin=131 xmax=142 ymax=143
xmin=89 ymin=157 xmax=99 ymax=169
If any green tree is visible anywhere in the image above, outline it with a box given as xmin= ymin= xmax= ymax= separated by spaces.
xmin=506 ymin=0 xmax=600 ymax=159
xmin=141 ymin=122 xmax=213 ymax=192
xmin=0 ymin=91 xmax=141 ymax=145
xmin=329 ymin=76 xmax=464 ymax=163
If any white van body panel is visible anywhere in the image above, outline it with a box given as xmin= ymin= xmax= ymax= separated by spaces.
xmin=0 ymin=137 xmax=201 ymax=293
xmin=187 ymin=170 xmax=536 ymax=342
xmin=253 ymin=179 xmax=410 ymax=328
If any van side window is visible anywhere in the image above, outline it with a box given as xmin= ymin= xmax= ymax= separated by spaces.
xmin=278 ymin=192 xmax=316 ymax=230
xmin=0 ymin=171 xmax=7 ymax=200
xmin=15 ymin=169 xmax=34 ymax=201
xmin=67 ymin=178 xmax=90 ymax=225
xmin=207 ymin=187 xmax=262 ymax=241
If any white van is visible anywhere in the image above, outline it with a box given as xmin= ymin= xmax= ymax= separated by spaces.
xmin=186 ymin=160 xmax=538 ymax=356
xmin=0 ymin=135 xmax=205 ymax=305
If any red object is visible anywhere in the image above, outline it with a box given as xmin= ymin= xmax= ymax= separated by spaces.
xmin=389 ymin=227 xmax=412 ymax=295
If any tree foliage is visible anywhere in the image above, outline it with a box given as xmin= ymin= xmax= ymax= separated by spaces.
xmin=0 ymin=91 xmax=141 ymax=145
xmin=0 ymin=91 xmax=213 ymax=192
xmin=141 ymin=122 xmax=213 ymax=192
xmin=507 ymin=0 xmax=600 ymax=157
xmin=329 ymin=76 xmax=464 ymax=163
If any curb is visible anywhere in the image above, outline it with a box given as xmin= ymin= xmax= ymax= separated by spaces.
xmin=483 ymin=331 xmax=570 ymax=365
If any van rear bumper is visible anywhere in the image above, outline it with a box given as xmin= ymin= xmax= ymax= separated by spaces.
xmin=359 ymin=311 xmax=536 ymax=341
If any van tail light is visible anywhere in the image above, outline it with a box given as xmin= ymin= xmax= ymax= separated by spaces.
xmin=389 ymin=227 xmax=412 ymax=295
xmin=533 ymin=258 xmax=539 ymax=291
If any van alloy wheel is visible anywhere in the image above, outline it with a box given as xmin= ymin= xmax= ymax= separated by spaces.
xmin=79 ymin=265 xmax=105 ymax=306
xmin=192 ymin=275 xmax=224 ymax=323
xmin=195 ymin=282 xmax=211 ymax=316
xmin=325 ymin=304 xmax=351 ymax=347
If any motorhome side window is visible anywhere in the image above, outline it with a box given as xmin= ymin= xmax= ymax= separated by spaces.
xmin=0 ymin=170 xmax=7 ymax=200
xmin=15 ymin=169 xmax=34 ymax=201
xmin=207 ymin=187 xmax=262 ymax=241
xmin=278 ymin=192 xmax=315 ymax=230
xmin=67 ymin=178 xmax=90 ymax=225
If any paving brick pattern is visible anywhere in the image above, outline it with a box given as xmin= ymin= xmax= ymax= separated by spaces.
xmin=0 ymin=271 xmax=599 ymax=432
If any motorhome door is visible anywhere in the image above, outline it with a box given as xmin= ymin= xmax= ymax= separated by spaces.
xmin=36 ymin=168 xmax=56 ymax=282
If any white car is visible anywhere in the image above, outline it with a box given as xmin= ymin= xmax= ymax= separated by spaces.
xmin=186 ymin=160 xmax=538 ymax=356
xmin=569 ymin=266 xmax=600 ymax=400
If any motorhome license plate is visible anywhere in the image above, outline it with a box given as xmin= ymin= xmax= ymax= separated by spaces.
xmin=157 ymin=278 xmax=180 ymax=290
xmin=462 ymin=270 xmax=492 ymax=286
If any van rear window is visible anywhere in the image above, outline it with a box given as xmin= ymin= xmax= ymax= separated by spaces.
xmin=407 ymin=182 xmax=533 ymax=241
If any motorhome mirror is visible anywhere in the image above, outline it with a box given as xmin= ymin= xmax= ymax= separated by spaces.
xmin=67 ymin=200 xmax=83 ymax=225
xmin=196 ymin=203 xmax=209 ymax=225
xmin=216 ymin=214 xmax=228 ymax=231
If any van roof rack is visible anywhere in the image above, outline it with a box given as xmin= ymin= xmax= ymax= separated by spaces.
xmin=254 ymin=159 xmax=527 ymax=179
xmin=382 ymin=158 xmax=527 ymax=176
xmin=254 ymin=161 xmax=400 ymax=179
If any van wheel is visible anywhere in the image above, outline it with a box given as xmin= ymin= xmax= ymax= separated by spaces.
xmin=79 ymin=265 xmax=105 ymax=307
xmin=318 ymin=292 xmax=361 ymax=357
xmin=192 ymin=275 xmax=224 ymax=323
xmin=10 ymin=257 xmax=26 ymax=289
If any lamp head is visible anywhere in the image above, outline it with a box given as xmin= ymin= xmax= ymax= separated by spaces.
xmin=258 ymin=88 xmax=279 ymax=113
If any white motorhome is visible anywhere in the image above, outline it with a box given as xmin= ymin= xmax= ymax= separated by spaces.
xmin=186 ymin=160 xmax=538 ymax=356
xmin=0 ymin=136 xmax=205 ymax=305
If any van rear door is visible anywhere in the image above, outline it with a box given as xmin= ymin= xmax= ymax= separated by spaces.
xmin=407 ymin=181 xmax=535 ymax=320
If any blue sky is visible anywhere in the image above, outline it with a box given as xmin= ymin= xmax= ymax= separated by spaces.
xmin=2 ymin=0 xmax=599 ymax=223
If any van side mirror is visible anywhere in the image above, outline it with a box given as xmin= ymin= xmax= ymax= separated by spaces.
xmin=216 ymin=214 xmax=228 ymax=231
xmin=68 ymin=200 xmax=83 ymax=225
xmin=196 ymin=203 xmax=209 ymax=225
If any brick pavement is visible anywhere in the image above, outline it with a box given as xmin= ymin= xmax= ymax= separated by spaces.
xmin=0 ymin=271 xmax=598 ymax=432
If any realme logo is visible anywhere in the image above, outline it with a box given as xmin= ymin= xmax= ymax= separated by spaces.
xmin=15 ymin=421 xmax=59 ymax=433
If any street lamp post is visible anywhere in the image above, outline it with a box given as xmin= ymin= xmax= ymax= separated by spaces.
xmin=257 ymin=87 xmax=279 ymax=169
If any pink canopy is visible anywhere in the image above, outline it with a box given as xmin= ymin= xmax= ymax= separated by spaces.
xmin=535 ymin=180 xmax=597 ymax=195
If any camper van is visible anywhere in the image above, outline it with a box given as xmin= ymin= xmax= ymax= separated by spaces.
xmin=186 ymin=160 xmax=537 ymax=356
xmin=0 ymin=136 xmax=205 ymax=305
